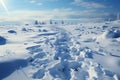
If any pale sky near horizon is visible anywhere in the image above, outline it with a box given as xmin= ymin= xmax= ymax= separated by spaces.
xmin=0 ymin=0 xmax=120 ymax=23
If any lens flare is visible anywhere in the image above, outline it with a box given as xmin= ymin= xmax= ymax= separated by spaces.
xmin=0 ymin=0 xmax=9 ymax=14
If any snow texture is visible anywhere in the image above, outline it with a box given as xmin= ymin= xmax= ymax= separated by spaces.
xmin=0 ymin=20 xmax=120 ymax=80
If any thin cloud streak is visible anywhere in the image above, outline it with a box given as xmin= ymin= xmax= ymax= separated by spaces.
xmin=72 ymin=0 xmax=106 ymax=8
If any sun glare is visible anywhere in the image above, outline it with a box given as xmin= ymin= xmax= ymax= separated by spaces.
xmin=0 ymin=0 xmax=9 ymax=14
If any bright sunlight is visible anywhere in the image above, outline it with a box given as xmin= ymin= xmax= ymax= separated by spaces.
xmin=0 ymin=0 xmax=9 ymax=14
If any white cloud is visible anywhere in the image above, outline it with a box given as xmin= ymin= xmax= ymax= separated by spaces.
xmin=29 ymin=0 xmax=42 ymax=6
xmin=72 ymin=0 xmax=106 ymax=8
xmin=0 ymin=8 xmax=112 ymax=24
xmin=30 ymin=0 xmax=36 ymax=3
xmin=0 ymin=8 xmax=73 ymax=21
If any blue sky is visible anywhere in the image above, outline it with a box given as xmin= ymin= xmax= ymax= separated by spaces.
xmin=0 ymin=0 xmax=120 ymax=23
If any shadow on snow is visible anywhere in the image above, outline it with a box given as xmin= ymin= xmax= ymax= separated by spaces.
xmin=0 ymin=59 xmax=28 ymax=80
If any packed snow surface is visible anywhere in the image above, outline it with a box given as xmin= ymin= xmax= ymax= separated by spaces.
xmin=0 ymin=21 xmax=120 ymax=80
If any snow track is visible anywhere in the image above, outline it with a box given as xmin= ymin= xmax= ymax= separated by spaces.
xmin=1 ymin=22 xmax=120 ymax=80
xmin=26 ymin=25 xmax=119 ymax=80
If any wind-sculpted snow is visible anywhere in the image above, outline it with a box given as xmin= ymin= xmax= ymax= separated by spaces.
xmin=106 ymin=28 xmax=120 ymax=38
xmin=38 ymin=32 xmax=58 ymax=36
xmin=0 ymin=21 xmax=120 ymax=80
xmin=25 ymin=24 xmax=120 ymax=80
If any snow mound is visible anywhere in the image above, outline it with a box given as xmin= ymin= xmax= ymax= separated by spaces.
xmin=0 ymin=36 xmax=6 ymax=45
xmin=106 ymin=29 xmax=120 ymax=38
xmin=102 ymin=25 xmax=108 ymax=30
